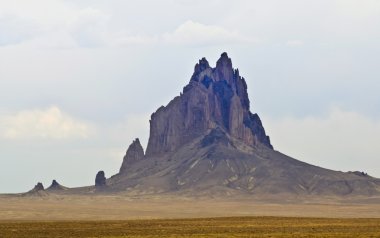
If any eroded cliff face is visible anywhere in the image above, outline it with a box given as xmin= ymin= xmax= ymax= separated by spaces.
xmin=145 ymin=53 xmax=272 ymax=156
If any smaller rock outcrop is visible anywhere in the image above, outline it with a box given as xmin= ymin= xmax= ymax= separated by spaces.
xmin=24 ymin=182 xmax=48 ymax=196
xmin=32 ymin=182 xmax=44 ymax=192
xmin=119 ymin=138 xmax=145 ymax=173
xmin=95 ymin=171 xmax=106 ymax=187
xmin=46 ymin=180 xmax=67 ymax=191
xmin=349 ymin=171 xmax=369 ymax=177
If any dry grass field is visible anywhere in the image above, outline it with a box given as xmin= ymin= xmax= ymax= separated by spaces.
xmin=0 ymin=195 xmax=379 ymax=237
xmin=1 ymin=195 xmax=380 ymax=220
xmin=1 ymin=217 xmax=380 ymax=238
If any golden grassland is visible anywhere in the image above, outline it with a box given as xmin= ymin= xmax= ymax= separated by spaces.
xmin=1 ymin=216 xmax=380 ymax=238
xmin=1 ymin=195 xmax=380 ymax=237
xmin=1 ymin=195 xmax=380 ymax=220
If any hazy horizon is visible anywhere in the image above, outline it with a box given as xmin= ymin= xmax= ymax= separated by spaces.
xmin=1 ymin=0 xmax=380 ymax=193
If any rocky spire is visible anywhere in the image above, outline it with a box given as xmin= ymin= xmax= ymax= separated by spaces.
xmin=95 ymin=171 xmax=106 ymax=187
xmin=119 ymin=138 xmax=145 ymax=173
xmin=145 ymin=52 xmax=273 ymax=156
xmin=215 ymin=52 xmax=234 ymax=85
xmin=47 ymin=180 xmax=66 ymax=190
xmin=191 ymin=57 xmax=210 ymax=81
xmin=51 ymin=180 xmax=59 ymax=187
xmin=28 ymin=182 xmax=44 ymax=193
xmin=34 ymin=182 xmax=44 ymax=191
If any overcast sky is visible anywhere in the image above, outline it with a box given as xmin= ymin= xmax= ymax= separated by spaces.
xmin=1 ymin=0 xmax=379 ymax=193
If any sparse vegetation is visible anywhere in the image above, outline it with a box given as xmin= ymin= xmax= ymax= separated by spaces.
xmin=1 ymin=216 xmax=379 ymax=238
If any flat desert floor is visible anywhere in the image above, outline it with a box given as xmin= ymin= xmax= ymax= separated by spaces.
xmin=1 ymin=217 xmax=380 ymax=238
xmin=0 ymin=195 xmax=379 ymax=237
xmin=1 ymin=194 xmax=380 ymax=220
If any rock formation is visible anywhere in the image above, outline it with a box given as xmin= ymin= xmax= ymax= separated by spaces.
xmin=24 ymin=182 xmax=48 ymax=196
xmin=120 ymin=138 xmax=145 ymax=173
xmin=146 ymin=52 xmax=272 ymax=157
xmin=95 ymin=171 xmax=106 ymax=187
xmin=106 ymin=53 xmax=380 ymax=196
xmin=32 ymin=182 xmax=44 ymax=192
xmin=46 ymin=180 xmax=67 ymax=191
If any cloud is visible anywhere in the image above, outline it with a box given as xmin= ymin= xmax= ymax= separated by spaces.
xmin=286 ymin=40 xmax=304 ymax=47
xmin=162 ymin=20 xmax=255 ymax=46
xmin=264 ymin=107 xmax=380 ymax=175
xmin=0 ymin=15 xmax=42 ymax=46
xmin=112 ymin=20 xmax=254 ymax=47
xmin=0 ymin=1 xmax=110 ymax=48
xmin=0 ymin=0 xmax=254 ymax=49
xmin=110 ymin=34 xmax=158 ymax=46
xmin=0 ymin=106 xmax=94 ymax=140
xmin=67 ymin=7 xmax=110 ymax=48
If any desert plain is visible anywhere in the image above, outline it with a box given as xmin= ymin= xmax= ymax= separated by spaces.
xmin=1 ymin=194 xmax=380 ymax=237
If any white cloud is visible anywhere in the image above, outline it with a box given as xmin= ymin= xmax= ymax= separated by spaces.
xmin=0 ymin=1 xmax=110 ymax=48
xmin=0 ymin=106 xmax=94 ymax=140
xmin=110 ymin=34 xmax=158 ymax=46
xmin=0 ymin=15 xmax=42 ymax=46
xmin=67 ymin=7 xmax=110 ymax=48
xmin=265 ymin=107 xmax=380 ymax=175
xmin=335 ymin=0 xmax=380 ymax=18
xmin=286 ymin=40 xmax=304 ymax=47
xmin=0 ymin=0 xmax=255 ymax=49
xmin=162 ymin=20 xmax=255 ymax=46
xmin=111 ymin=20 xmax=254 ymax=47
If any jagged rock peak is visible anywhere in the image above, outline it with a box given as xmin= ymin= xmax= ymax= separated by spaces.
xmin=51 ymin=179 xmax=59 ymax=186
xmin=145 ymin=52 xmax=273 ymax=156
xmin=120 ymin=138 xmax=145 ymax=173
xmin=191 ymin=57 xmax=210 ymax=81
xmin=47 ymin=179 xmax=66 ymax=190
xmin=33 ymin=182 xmax=44 ymax=191
xmin=95 ymin=171 xmax=106 ymax=187
xmin=197 ymin=57 xmax=210 ymax=72
xmin=216 ymin=52 xmax=231 ymax=66
xmin=190 ymin=52 xmax=234 ymax=84
xmin=215 ymin=52 xmax=236 ymax=88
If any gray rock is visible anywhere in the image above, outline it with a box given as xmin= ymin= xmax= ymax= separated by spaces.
xmin=33 ymin=182 xmax=44 ymax=191
xmin=46 ymin=180 xmax=67 ymax=191
xmin=95 ymin=171 xmax=106 ymax=187
xmin=107 ymin=53 xmax=380 ymax=197
xmin=146 ymin=52 xmax=272 ymax=156
xmin=120 ymin=138 xmax=145 ymax=173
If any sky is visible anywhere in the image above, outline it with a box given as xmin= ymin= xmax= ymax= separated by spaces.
xmin=0 ymin=0 xmax=379 ymax=193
